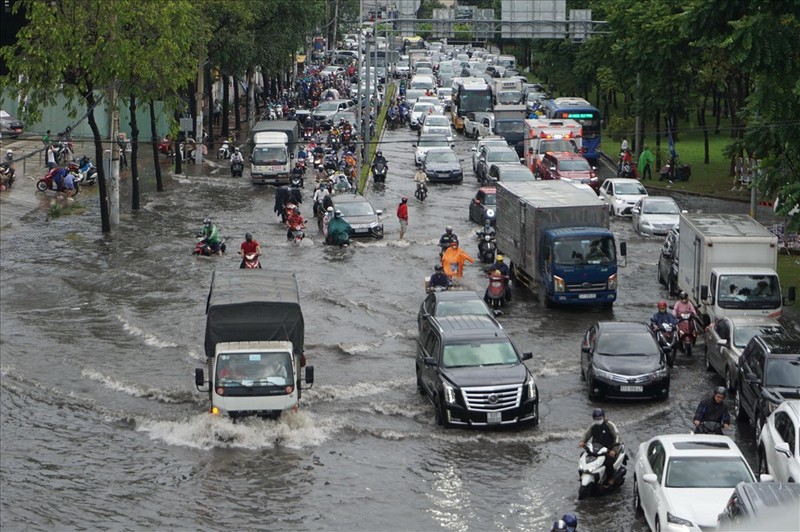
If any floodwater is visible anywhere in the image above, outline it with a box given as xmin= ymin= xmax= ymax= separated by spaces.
xmin=1 ymin=125 xmax=796 ymax=531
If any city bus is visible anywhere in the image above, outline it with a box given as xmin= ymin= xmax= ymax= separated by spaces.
xmin=542 ymin=97 xmax=602 ymax=163
xmin=451 ymin=78 xmax=493 ymax=132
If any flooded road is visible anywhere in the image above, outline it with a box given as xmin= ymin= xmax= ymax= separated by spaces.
xmin=1 ymin=125 xmax=796 ymax=531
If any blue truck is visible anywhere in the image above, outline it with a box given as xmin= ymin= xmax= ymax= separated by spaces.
xmin=495 ymin=181 xmax=625 ymax=308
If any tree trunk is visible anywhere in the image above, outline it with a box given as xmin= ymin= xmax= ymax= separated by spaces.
xmin=149 ymin=100 xmax=164 ymax=192
xmin=129 ymin=94 xmax=140 ymax=210
xmin=222 ymin=74 xmax=231 ymax=138
xmin=86 ymin=92 xmax=111 ymax=233
xmin=233 ymin=76 xmax=241 ymax=133
xmin=700 ymin=90 xmax=709 ymax=164
xmin=654 ymin=109 xmax=662 ymax=169
xmin=206 ymin=62 xmax=214 ymax=150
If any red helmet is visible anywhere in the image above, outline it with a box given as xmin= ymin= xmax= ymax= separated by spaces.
xmin=657 ymin=301 xmax=667 ymax=310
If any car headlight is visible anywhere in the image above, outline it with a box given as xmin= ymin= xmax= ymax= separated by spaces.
xmin=666 ymin=512 xmax=694 ymax=527
xmin=426 ymin=171 xmax=436 ymax=177
xmin=615 ymin=197 xmax=625 ymax=204
xmin=608 ymin=274 xmax=617 ymax=290
xmin=442 ymin=380 xmax=456 ymax=404
xmin=593 ymin=368 xmax=616 ymax=380
xmin=652 ymin=367 xmax=669 ymax=379
xmin=485 ymin=208 xmax=495 ymax=218
xmin=554 ymin=275 xmax=565 ymax=292
xmin=526 ymin=378 xmax=537 ymax=400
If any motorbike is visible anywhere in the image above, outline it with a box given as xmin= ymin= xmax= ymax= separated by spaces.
xmin=414 ymin=181 xmax=428 ymax=202
xmin=477 ymin=233 xmax=497 ymax=264
xmin=693 ymin=421 xmax=724 ymax=435
xmin=193 ymin=235 xmax=227 ymax=256
xmin=484 ymin=272 xmax=509 ymax=312
xmin=36 ymin=168 xmax=79 ymax=195
xmin=324 ymin=152 xmax=339 ymax=172
xmin=387 ymin=113 xmax=398 ymax=131
xmin=53 ymin=140 xmax=73 ymax=163
xmin=577 ymin=442 xmax=627 ymax=500
xmin=372 ymin=162 xmax=387 ymax=184
xmin=290 ymin=173 xmax=304 ymax=188
xmin=676 ymin=312 xmax=698 ymax=356
xmin=230 ymin=159 xmax=244 ymax=177
xmin=241 ymin=252 xmax=261 ymax=269
xmin=157 ymin=137 xmax=174 ymax=158
xmin=653 ymin=321 xmax=678 ymax=367
xmin=288 ymin=223 xmax=306 ymax=244
xmin=0 ymin=162 xmax=16 ymax=190
xmin=303 ymin=126 xmax=315 ymax=142
xmin=217 ymin=140 xmax=231 ymax=160
xmin=75 ymin=156 xmax=98 ymax=185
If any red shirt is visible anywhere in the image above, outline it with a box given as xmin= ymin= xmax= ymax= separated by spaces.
xmin=397 ymin=202 xmax=408 ymax=221
xmin=240 ymin=240 xmax=259 ymax=254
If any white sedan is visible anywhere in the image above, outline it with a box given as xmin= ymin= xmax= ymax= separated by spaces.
xmin=633 ymin=433 xmax=761 ymax=531
xmin=757 ymin=399 xmax=800 ymax=483
xmin=409 ymin=102 xmax=436 ymax=130
xmin=599 ymin=178 xmax=649 ymax=217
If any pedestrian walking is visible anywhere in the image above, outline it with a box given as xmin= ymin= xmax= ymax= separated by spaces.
xmin=638 ymin=145 xmax=655 ymax=180
xmin=46 ymin=144 xmax=56 ymax=169
xmin=213 ymin=99 xmax=222 ymax=126
xmin=397 ymin=196 xmax=408 ymax=240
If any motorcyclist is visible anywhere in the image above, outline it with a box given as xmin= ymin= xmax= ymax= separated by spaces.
xmin=230 ymin=147 xmax=244 ymax=165
xmin=693 ymin=386 xmax=731 ymax=431
xmin=673 ymin=291 xmax=698 ymax=318
xmin=371 ymin=150 xmax=388 ymax=177
xmin=578 ymin=408 xmax=622 ymax=487
xmin=326 ymin=209 xmax=352 ymax=246
xmin=312 ymin=182 xmax=330 ymax=217
xmin=290 ymin=161 xmax=305 ymax=187
xmin=200 ymin=217 xmax=223 ymax=255
xmin=562 ymin=513 xmax=578 ymax=532
xmin=650 ymin=300 xmax=678 ymax=331
xmin=477 ymin=219 xmax=496 ymax=239
xmin=322 ymin=206 xmax=335 ymax=238
xmin=238 ymin=232 xmax=262 ymax=268
xmin=427 ymin=264 xmax=453 ymax=291
xmin=438 ymin=226 xmax=459 ymax=255
xmin=285 ymin=206 xmax=305 ymax=240
xmin=333 ymin=173 xmax=352 ymax=193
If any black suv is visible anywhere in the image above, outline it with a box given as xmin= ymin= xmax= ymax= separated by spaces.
xmin=735 ymin=334 xmax=800 ymax=443
xmin=716 ymin=481 xmax=800 ymax=531
xmin=416 ymin=314 xmax=538 ymax=428
xmin=657 ymin=226 xmax=679 ymax=296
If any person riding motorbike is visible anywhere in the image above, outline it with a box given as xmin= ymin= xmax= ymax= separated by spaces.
xmin=477 ymin=219 xmax=496 ymax=240
xmin=326 ymin=209 xmax=352 ymax=246
xmin=428 ymin=264 xmax=453 ymax=291
xmin=290 ymin=161 xmax=305 ymax=187
xmin=650 ymin=300 xmax=678 ymax=331
xmin=322 ymin=206 xmax=335 ymax=238
xmin=200 ymin=217 xmax=223 ymax=255
xmin=238 ymin=232 xmax=262 ymax=268
xmin=438 ymin=226 xmax=459 ymax=256
xmin=693 ymin=386 xmax=731 ymax=431
xmin=484 ymin=255 xmax=511 ymax=301
xmin=285 ymin=206 xmax=305 ymax=241
xmin=487 ymin=254 xmax=509 ymax=277
xmin=414 ymin=168 xmax=429 ymax=194
xmin=333 ymin=173 xmax=352 ymax=193
xmin=230 ymin=147 xmax=244 ymax=165
xmin=371 ymin=150 xmax=388 ymax=175
xmin=274 ymin=185 xmax=290 ymax=221
xmin=578 ymin=408 xmax=622 ymax=487
xmin=312 ymin=182 xmax=330 ymax=217
xmin=673 ymin=291 xmax=697 ymax=318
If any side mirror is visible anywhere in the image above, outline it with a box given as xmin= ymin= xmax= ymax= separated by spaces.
xmin=521 ymin=352 xmax=533 ymax=361
xmin=619 ymin=241 xmax=627 ymax=256
xmin=745 ymin=372 xmax=759 ymax=384
xmin=194 ymin=368 xmax=205 ymax=387
xmin=681 ymin=209 xmax=688 ymax=214
xmin=520 ymin=158 xmax=526 ymax=164
xmin=632 ymin=207 xmax=640 ymax=214
xmin=775 ymin=441 xmax=791 ymax=457
xmin=759 ymin=473 xmax=774 ymax=482
xmin=304 ymin=365 xmax=315 ymax=386
xmin=423 ymin=356 xmax=437 ymax=366
xmin=717 ymin=338 xmax=727 ymax=347
xmin=248 ymin=156 xmax=253 ymax=162
xmin=701 ymin=285 xmax=709 ymax=301
xmin=549 ymin=165 xmax=556 ymax=172
xmin=785 ymin=286 xmax=796 ymax=306
xmin=471 ymin=147 xmax=477 ymax=152
xmin=642 ymin=473 xmax=658 ymax=485
xmin=375 ymin=209 xmax=383 ymax=216
xmin=412 ymin=144 xmax=417 ymax=148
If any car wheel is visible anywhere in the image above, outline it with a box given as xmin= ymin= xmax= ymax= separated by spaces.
xmin=632 ymin=478 xmax=642 ymax=514
xmin=587 ymin=374 xmax=597 ymax=399
xmin=734 ymin=388 xmax=745 ymax=420
xmin=757 ymin=446 xmax=769 ymax=476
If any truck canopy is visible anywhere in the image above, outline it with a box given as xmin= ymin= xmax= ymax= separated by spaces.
xmin=204 ymin=270 xmax=304 ymax=358
xmin=248 ymin=120 xmax=299 ymax=151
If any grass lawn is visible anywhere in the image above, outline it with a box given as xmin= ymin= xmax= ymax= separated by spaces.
xmin=778 ymin=253 xmax=800 ymax=297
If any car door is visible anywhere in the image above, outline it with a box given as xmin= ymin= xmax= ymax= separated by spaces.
xmin=580 ymin=325 xmax=597 ymax=377
xmin=738 ymin=344 xmax=759 ymax=420
xmin=632 ymin=198 xmax=644 ymax=232
xmin=767 ymin=412 xmax=791 ymax=481
xmin=640 ymin=440 xmax=666 ymax=529
xmin=600 ymin=180 xmax=612 ymax=203
xmin=706 ymin=318 xmax=729 ymax=377
xmin=420 ymin=330 xmax=441 ymax=397
xmin=418 ymin=294 xmax=435 ymax=331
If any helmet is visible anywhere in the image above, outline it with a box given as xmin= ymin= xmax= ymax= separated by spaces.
xmin=680 ymin=291 xmax=689 ymax=301
xmin=376 ymin=150 xmax=382 ymax=157
xmin=203 ymin=217 xmax=211 ymax=226
xmin=293 ymin=206 xmax=300 ymax=212
xmin=562 ymin=513 xmax=577 ymax=532
xmin=484 ymin=219 xmax=491 ymax=226
xmin=592 ymin=408 xmax=605 ymax=420
xmin=5 ymin=149 xmax=12 ymax=160
xmin=657 ymin=300 xmax=667 ymax=310
xmin=551 ymin=520 xmax=567 ymax=532
xmin=434 ymin=264 xmax=443 ymax=271
xmin=714 ymin=386 xmax=727 ymax=397
xmin=496 ymin=255 xmax=504 ymax=263
xmin=401 ymin=196 xmax=408 ymax=202
xmin=295 ymin=162 xmax=301 ymax=167
xmin=245 ymin=232 xmax=253 ymax=241
xmin=445 ymin=226 xmax=453 ymax=233
xmin=334 ymin=209 xmax=342 ymax=216
xmin=326 ymin=206 xmax=334 ymax=212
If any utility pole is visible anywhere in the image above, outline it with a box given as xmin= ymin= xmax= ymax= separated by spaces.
xmin=634 ymin=72 xmax=642 ymax=156
xmin=108 ymin=82 xmax=120 ymax=226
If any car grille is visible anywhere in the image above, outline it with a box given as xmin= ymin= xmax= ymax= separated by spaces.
xmin=566 ymin=282 xmax=607 ymax=292
xmin=461 ymin=384 xmax=522 ymax=411
xmin=604 ymin=372 xmax=657 ymax=384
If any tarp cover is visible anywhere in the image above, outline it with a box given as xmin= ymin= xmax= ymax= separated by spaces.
xmin=204 ymin=270 xmax=304 ymax=358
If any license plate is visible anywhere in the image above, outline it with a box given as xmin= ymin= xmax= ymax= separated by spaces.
xmin=487 ymin=411 xmax=501 ymax=424
xmin=620 ymin=385 xmax=643 ymax=392
xmin=578 ymin=293 xmax=596 ymax=299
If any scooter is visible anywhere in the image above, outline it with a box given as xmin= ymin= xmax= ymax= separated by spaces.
xmin=240 ymin=252 xmax=261 ymax=269
xmin=477 ymin=233 xmax=497 ymax=264
xmin=693 ymin=421 xmax=724 ymax=435
xmin=157 ymin=138 xmax=174 ymax=158
xmin=36 ymin=168 xmax=64 ymax=192
xmin=288 ymin=223 xmax=306 ymax=244
xmin=230 ymin=160 xmax=244 ymax=177
xmin=484 ymin=272 xmax=509 ymax=312
xmin=577 ymin=442 xmax=627 ymax=500
xmin=372 ymin=162 xmax=387 ymax=184
xmin=0 ymin=162 xmax=15 ymax=190
xmin=217 ymin=140 xmax=232 ymax=160
xmin=653 ymin=321 xmax=678 ymax=368
xmin=676 ymin=313 xmax=697 ymax=356
xmin=193 ymin=236 xmax=226 ymax=256
xmin=414 ymin=181 xmax=428 ymax=202
xmin=76 ymin=156 xmax=98 ymax=185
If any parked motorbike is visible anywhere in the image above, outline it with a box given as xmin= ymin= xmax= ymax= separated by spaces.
xmin=193 ymin=235 xmax=226 ymax=256
xmin=477 ymin=233 xmax=497 ymax=264
xmin=676 ymin=312 xmax=697 ymax=356
xmin=693 ymin=421 xmax=724 ymax=435
xmin=415 ymin=181 xmax=428 ymax=202
xmin=372 ymin=162 xmax=387 ymax=184
xmin=157 ymin=137 xmax=174 ymax=158
xmin=484 ymin=272 xmax=509 ymax=312
xmin=577 ymin=442 xmax=627 ymax=500
xmin=230 ymin=160 xmax=244 ymax=177
xmin=240 ymin=252 xmax=261 ymax=269
xmin=653 ymin=321 xmax=678 ymax=368
xmin=75 ymin=156 xmax=98 ymax=185
xmin=217 ymin=140 xmax=231 ymax=160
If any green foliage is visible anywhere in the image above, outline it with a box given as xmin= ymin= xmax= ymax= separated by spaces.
xmin=606 ymin=116 xmax=635 ymax=142
xmin=418 ymin=23 xmax=433 ymax=40
xmin=453 ymin=24 xmax=473 ymax=42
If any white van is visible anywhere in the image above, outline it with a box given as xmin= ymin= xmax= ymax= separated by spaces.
xmin=250 ymin=132 xmax=290 ymax=185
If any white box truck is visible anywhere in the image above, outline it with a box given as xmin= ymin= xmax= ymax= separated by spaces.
xmin=677 ymin=213 xmax=795 ymax=323
xmin=194 ymin=270 xmax=314 ymax=420
xmin=249 ymin=131 xmax=291 ymax=185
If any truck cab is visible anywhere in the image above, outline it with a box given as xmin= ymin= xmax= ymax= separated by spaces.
xmin=250 ymin=131 xmax=290 ymax=185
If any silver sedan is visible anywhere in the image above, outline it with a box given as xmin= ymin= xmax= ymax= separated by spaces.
xmin=631 ymin=196 xmax=683 ymax=236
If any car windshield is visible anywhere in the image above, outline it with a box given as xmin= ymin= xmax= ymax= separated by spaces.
xmin=495 ymin=121 xmax=525 ymax=134
xmin=553 ymin=236 xmax=616 ymax=266
xmin=442 ymin=340 xmax=519 ymax=368
xmin=595 ymin=332 xmax=658 ymax=356
xmin=216 ymin=352 xmax=293 ymax=388
xmin=497 ymin=91 xmax=523 ymax=104
xmin=413 ymin=104 xmax=435 ymax=114
xmin=733 ymin=325 xmax=785 ymax=348
xmin=718 ymin=274 xmax=782 ymax=310
xmin=419 ymin=137 xmax=449 ymax=148
xmin=406 ymin=90 xmax=426 ymax=101
xmin=615 ymin=182 xmax=648 ymax=195
xmin=764 ymin=357 xmax=800 ymax=387
xmin=425 ymin=117 xmax=450 ymax=127
xmin=252 ymin=146 xmax=288 ymax=165
xmin=436 ymin=300 xmax=491 ymax=318
xmin=559 ymin=159 xmax=591 ymax=172
xmin=337 ymin=201 xmax=375 ymax=217
xmin=540 ymin=139 xmax=579 ymax=154
xmin=316 ymin=102 xmax=339 ymax=112
xmin=665 ymin=456 xmax=753 ymax=488
xmin=488 ymin=150 xmax=519 ymax=163
xmin=425 ymin=127 xmax=451 ymax=137
xmin=426 ymin=151 xmax=457 ymax=164
xmin=642 ymin=200 xmax=680 ymax=215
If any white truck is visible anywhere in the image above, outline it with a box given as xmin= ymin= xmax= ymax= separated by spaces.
xmin=250 ymin=131 xmax=291 ymax=185
xmin=677 ymin=213 xmax=795 ymax=324
xmin=194 ymin=270 xmax=314 ymax=420
xmin=523 ymin=119 xmax=583 ymax=179
xmin=492 ymin=78 xmax=524 ymax=106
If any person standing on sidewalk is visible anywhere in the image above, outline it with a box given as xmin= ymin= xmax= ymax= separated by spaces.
xmin=638 ymin=145 xmax=655 ymax=180
xmin=397 ymin=196 xmax=408 ymax=240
